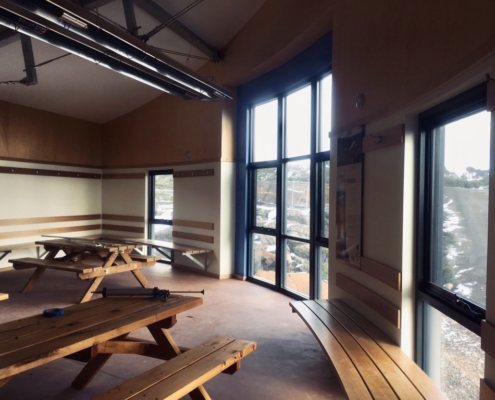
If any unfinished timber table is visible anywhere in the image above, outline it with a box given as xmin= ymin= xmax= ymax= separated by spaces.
xmin=11 ymin=238 xmax=160 ymax=303
xmin=0 ymin=295 xmax=202 ymax=394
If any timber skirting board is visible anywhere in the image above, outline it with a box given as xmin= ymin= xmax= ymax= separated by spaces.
xmin=171 ymin=263 xmax=233 ymax=280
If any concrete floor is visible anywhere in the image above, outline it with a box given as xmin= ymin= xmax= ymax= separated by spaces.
xmin=0 ymin=264 xmax=345 ymax=399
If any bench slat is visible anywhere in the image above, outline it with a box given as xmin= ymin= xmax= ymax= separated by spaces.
xmin=308 ymin=300 xmax=422 ymax=400
xmin=95 ymin=336 xmax=256 ymax=400
xmin=11 ymin=258 xmax=95 ymax=274
xmin=290 ymin=301 xmax=373 ymax=399
xmin=327 ymin=299 xmax=448 ymax=400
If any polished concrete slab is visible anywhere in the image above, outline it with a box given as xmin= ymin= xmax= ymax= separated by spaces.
xmin=0 ymin=264 xmax=345 ymax=399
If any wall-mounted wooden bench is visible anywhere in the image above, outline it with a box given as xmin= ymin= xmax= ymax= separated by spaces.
xmin=290 ymin=299 xmax=448 ymax=400
xmin=94 ymin=336 xmax=256 ymax=400
xmin=0 ymin=242 xmax=43 ymax=263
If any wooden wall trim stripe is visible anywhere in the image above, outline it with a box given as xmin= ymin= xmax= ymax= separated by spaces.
xmin=0 ymin=224 xmax=101 ymax=240
xmin=102 ymin=224 xmax=144 ymax=234
xmin=362 ymin=125 xmax=404 ymax=153
xmin=481 ymin=320 xmax=495 ymax=360
xmin=0 ymin=166 xmax=101 ymax=179
xmin=481 ymin=379 xmax=495 ymax=400
xmin=172 ymin=231 xmax=214 ymax=244
xmin=173 ymin=219 xmax=214 ymax=230
xmin=361 ymin=257 xmax=401 ymax=291
xmin=102 ymin=173 xmax=145 ymax=179
xmin=0 ymin=214 xmax=101 ymax=227
xmin=336 ymin=273 xmax=401 ymax=329
xmin=174 ymin=169 xmax=214 ymax=178
xmin=102 ymin=214 xmax=145 ymax=223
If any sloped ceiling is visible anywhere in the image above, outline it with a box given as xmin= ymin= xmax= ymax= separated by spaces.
xmin=0 ymin=0 xmax=266 ymax=123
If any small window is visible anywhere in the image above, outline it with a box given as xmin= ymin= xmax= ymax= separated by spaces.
xmin=148 ymin=170 xmax=174 ymax=260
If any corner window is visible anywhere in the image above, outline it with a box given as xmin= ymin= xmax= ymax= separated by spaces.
xmin=247 ymin=73 xmax=331 ymax=299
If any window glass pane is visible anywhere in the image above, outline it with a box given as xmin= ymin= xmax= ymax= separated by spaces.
xmin=285 ymin=159 xmax=310 ymax=239
xmin=254 ymin=168 xmax=277 ymax=229
xmin=150 ymin=224 xmax=172 ymax=258
xmin=430 ymin=111 xmax=490 ymax=308
xmin=284 ymin=239 xmax=309 ymax=297
xmin=251 ymin=233 xmax=276 ymax=284
xmin=318 ymin=246 xmax=329 ymax=300
xmin=425 ymin=304 xmax=484 ymax=399
xmin=319 ymin=74 xmax=332 ymax=152
xmin=153 ymin=174 xmax=173 ymax=220
xmin=286 ymin=85 xmax=311 ymax=158
xmin=321 ymin=160 xmax=330 ymax=238
xmin=252 ymin=99 xmax=278 ymax=162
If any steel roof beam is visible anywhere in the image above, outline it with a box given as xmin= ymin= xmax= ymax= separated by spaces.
xmin=20 ymin=34 xmax=37 ymax=85
xmin=134 ymin=0 xmax=219 ymax=63
xmin=78 ymin=0 xmax=116 ymax=10
xmin=122 ymin=0 xmax=138 ymax=35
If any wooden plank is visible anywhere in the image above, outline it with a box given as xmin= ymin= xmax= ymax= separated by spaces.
xmin=77 ymin=261 xmax=152 ymax=280
xmin=336 ymin=273 xmax=401 ymax=328
xmin=102 ymin=224 xmax=144 ymax=234
xmin=290 ymin=302 xmax=372 ymax=399
xmin=94 ymin=337 xmax=255 ymax=400
xmin=0 ymin=297 xmax=202 ymax=379
xmin=11 ymin=257 xmax=96 ymax=274
xmin=362 ymin=125 xmax=404 ymax=153
xmin=302 ymin=301 xmax=397 ymax=399
xmin=173 ymin=220 xmax=214 ymax=230
xmin=312 ymin=300 xmax=422 ymax=399
xmin=0 ymin=224 xmax=101 ymax=240
xmin=329 ymin=299 xmax=448 ymax=400
xmin=172 ymin=231 xmax=214 ymax=244
xmin=129 ymin=254 xmax=161 ymax=263
xmin=0 ymin=214 xmax=101 ymax=227
xmin=102 ymin=214 xmax=145 ymax=223
xmin=481 ymin=379 xmax=495 ymax=400
xmin=102 ymin=173 xmax=145 ymax=179
xmin=0 ymin=293 xmax=8 ymax=301
xmin=481 ymin=320 xmax=495 ymax=360
xmin=173 ymin=169 xmax=214 ymax=178
xmin=0 ymin=166 xmax=101 ymax=179
xmin=0 ymin=297 xmax=152 ymax=352
xmin=109 ymin=238 xmax=212 ymax=254
xmin=0 ymin=297 xmax=132 ymax=342
xmin=361 ymin=257 xmax=401 ymax=291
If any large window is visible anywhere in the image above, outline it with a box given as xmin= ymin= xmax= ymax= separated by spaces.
xmin=417 ymin=83 xmax=489 ymax=399
xmin=148 ymin=170 xmax=174 ymax=261
xmin=248 ymin=73 xmax=331 ymax=299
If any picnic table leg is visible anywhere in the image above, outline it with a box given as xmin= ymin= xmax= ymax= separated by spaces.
xmin=120 ymin=252 xmax=151 ymax=288
xmin=131 ymin=269 xmax=150 ymax=288
xmin=72 ymin=334 xmax=129 ymax=389
xmin=20 ymin=267 xmax=46 ymax=293
xmin=78 ymin=276 xmax=104 ymax=303
xmin=0 ymin=376 xmax=13 ymax=388
xmin=148 ymin=322 xmax=211 ymax=400
xmin=20 ymin=249 xmax=58 ymax=293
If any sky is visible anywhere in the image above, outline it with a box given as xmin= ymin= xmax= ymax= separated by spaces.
xmin=444 ymin=111 xmax=491 ymax=176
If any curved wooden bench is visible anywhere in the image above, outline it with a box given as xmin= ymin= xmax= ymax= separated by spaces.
xmin=94 ymin=336 xmax=256 ymax=400
xmin=290 ymin=299 xmax=448 ymax=400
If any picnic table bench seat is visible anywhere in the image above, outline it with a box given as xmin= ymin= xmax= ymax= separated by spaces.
xmin=290 ymin=299 xmax=448 ymax=400
xmin=94 ymin=336 xmax=256 ymax=400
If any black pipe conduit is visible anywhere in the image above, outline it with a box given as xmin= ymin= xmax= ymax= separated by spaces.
xmin=6 ymin=0 xmax=230 ymax=100
xmin=0 ymin=7 xmax=193 ymax=98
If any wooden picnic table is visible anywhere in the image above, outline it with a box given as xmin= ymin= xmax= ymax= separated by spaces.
xmin=11 ymin=238 xmax=161 ymax=303
xmin=0 ymin=295 xmax=202 ymax=393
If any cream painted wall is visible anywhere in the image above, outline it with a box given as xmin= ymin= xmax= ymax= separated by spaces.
xmin=0 ymin=159 xmax=102 ymax=268
xmin=100 ymin=162 xmax=235 ymax=278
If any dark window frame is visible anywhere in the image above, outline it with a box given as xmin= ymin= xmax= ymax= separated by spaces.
xmin=416 ymin=83 xmax=488 ymax=368
xmin=246 ymin=72 xmax=331 ymax=300
xmin=148 ymin=169 xmax=174 ymax=263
